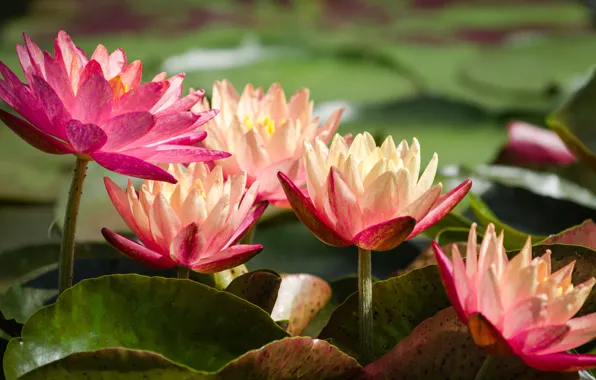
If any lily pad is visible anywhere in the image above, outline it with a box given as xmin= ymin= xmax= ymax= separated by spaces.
xmin=548 ymin=66 xmax=596 ymax=171
xmin=543 ymin=220 xmax=596 ymax=249
xmin=3 ymin=274 xmax=288 ymax=380
xmin=271 ymin=274 xmax=332 ymax=336
xmin=225 ymin=270 xmax=281 ymax=314
xmin=0 ymin=282 xmax=56 ymax=324
xmin=318 ymin=265 xmax=450 ymax=363
xmin=18 ymin=337 xmax=361 ymax=380
xmin=359 ymin=307 xmax=577 ymax=380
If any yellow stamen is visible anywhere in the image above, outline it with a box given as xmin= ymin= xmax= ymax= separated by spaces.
xmin=243 ymin=114 xmax=281 ymax=135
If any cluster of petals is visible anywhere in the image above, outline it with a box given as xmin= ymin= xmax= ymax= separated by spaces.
xmin=101 ymin=163 xmax=267 ymax=273
xmin=0 ymin=31 xmax=228 ymax=183
xmin=192 ymin=80 xmax=343 ymax=206
xmin=278 ymin=132 xmax=472 ymax=251
xmin=432 ymin=224 xmax=596 ymax=371
xmin=498 ymin=121 xmax=576 ymax=166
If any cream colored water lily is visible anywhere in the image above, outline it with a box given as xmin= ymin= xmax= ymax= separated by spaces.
xmin=278 ymin=132 xmax=472 ymax=251
xmin=433 ymin=224 xmax=596 ymax=371
xmin=192 ymin=80 xmax=343 ymax=207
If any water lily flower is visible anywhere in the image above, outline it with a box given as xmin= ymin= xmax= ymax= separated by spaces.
xmin=496 ymin=121 xmax=576 ymax=166
xmin=192 ymin=80 xmax=343 ymax=207
xmin=432 ymin=224 xmax=596 ymax=371
xmin=0 ymin=30 xmax=228 ymax=183
xmin=278 ymin=132 xmax=472 ymax=251
xmin=102 ymin=163 xmax=267 ymax=273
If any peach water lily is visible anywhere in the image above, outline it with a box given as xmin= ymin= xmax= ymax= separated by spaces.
xmin=192 ymin=80 xmax=343 ymax=207
xmin=102 ymin=163 xmax=267 ymax=277
xmin=0 ymin=31 xmax=228 ymax=183
xmin=432 ymin=224 xmax=596 ymax=371
xmin=278 ymin=132 xmax=472 ymax=251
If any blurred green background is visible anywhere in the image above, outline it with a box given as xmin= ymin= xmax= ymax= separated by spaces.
xmin=1 ymin=0 xmax=596 ymax=281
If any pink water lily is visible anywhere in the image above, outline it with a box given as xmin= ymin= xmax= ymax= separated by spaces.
xmin=102 ymin=163 xmax=267 ymax=273
xmin=0 ymin=30 xmax=229 ymax=183
xmin=279 ymin=132 xmax=472 ymax=251
xmin=192 ymin=80 xmax=343 ymax=207
xmin=497 ymin=121 xmax=576 ymax=166
xmin=432 ymin=224 xmax=596 ymax=371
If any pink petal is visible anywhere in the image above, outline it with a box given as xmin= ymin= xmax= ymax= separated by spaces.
xmin=133 ymin=109 xmax=219 ymax=147
xmin=408 ymin=179 xmax=472 ymax=238
xmin=72 ymin=71 xmax=113 ymax=125
xmin=510 ymin=324 xmax=569 ymax=354
xmin=170 ymin=222 xmax=200 ymax=266
xmin=278 ymin=171 xmax=351 ymax=247
xmin=227 ymin=200 xmax=269 ymax=246
xmin=119 ymin=60 xmax=142 ymax=90
xmin=100 ymin=112 xmax=155 ymax=151
xmin=65 ymin=120 xmax=107 ymax=154
xmin=23 ymin=33 xmax=44 ymax=77
xmin=150 ymin=73 xmax=183 ymax=113
xmin=520 ymin=352 xmax=596 ymax=372
xmin=503 ymin=121 xmax=576 ymax=165
xmin=112 ymin=81 xmax=170 ymax=116
xmin=432 ymin=241 xmax=468 ymax=323
xmin=29 ymin=75 xmax=70 ymax=140
xmin=352 ymin=215 xmax=416 ymax=251
xmin=121 ymin=145 xmax=230 ymax=164
xmin=101 ymin=227 xmax=176 ymax=269
xmin=156 ymin=130 xmax=207 ymax=146
xmin=17 ymin=44 xmax=35 ymax=84
xmin=76 ymin=59 xmax=104 ymax=94
xmin=104 ymin=177 xmax=145 ymax=239
xmin=90 ymin=45 xmax=109 ymax=76
xmin=0 ymin=61 xmax=24 ymax=90
xmin=158 ymin=89 xmax=205 ymax=115
xmin=91 ymin=152 xmax=176 ymax=183
xmin=189 ymin=244 xmax=263 ymax=273
xmin=108 ymin=48 xmax=127 ymax=78
xmin=540 ymin=313 xmax=596 ymax=354
xmin=327 ymin=167 xmax=363 ymax=240
xmin=42 ymin=52 xmax=75 ymax=109
xmin=0 ymin=109 xmax=71 ymax=154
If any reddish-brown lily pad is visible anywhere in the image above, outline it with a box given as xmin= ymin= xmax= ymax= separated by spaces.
xmin=542 ymin=220 xmax=596 ymax=250
xmin=271 ymin=274 xmax=332 ymax=336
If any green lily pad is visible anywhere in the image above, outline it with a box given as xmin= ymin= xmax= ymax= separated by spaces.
xmin=468 ymin=192 xmax=547 ymax=250
xmin=18 ymin=337 xmax=361 ymax=380
xmin=0 ymin=242 xmax=120 ymax=293
xmin=3 ymin=274 xmax=288 ymax=380
xmin=548 ymin=66 xmax=596 ymax=171
xmin=271 ymin=274 xmax=332 ymax=336
xmin=225 ymin=270 xmax=281 ymax=314
xmin=543 ymin=220 xmax=596 ymax=249
xmin=361 ymin=307 xmax=578 ymax=379
xmin=318 ymin=265 xmax=449 ymax=363
xmin=0 ymin=282 xmax=56 ymax=324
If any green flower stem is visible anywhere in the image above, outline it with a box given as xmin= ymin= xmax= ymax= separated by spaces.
xmin=358 ymin=247 xmax=373 ymax=365
xmin=177 ymin=266 xmax=190 ymax=279
xmin=58 ymin=158 xmax=89 ymax=294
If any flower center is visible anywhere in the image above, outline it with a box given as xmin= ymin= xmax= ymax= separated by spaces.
xmin=108 ymin=75 xmax=131 ymax=101
xmin=243 ymin=114 xmax=279 ymax=135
